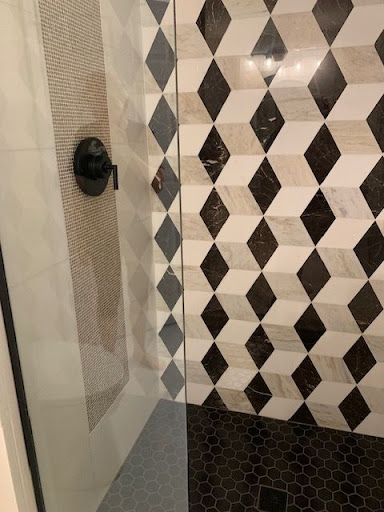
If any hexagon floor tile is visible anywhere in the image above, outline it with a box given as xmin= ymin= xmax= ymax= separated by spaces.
xmin=187 ymin=404 xmax=384 ymax=512
xmin=97 ymin=400 xmax=188 ymax=512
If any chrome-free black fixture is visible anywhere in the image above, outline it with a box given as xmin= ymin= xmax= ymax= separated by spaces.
xmin=74 ymin=137 xmax=118 ymax=196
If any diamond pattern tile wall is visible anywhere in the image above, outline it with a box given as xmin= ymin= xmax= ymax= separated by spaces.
xmin=176 ymin=0 xmax=384 ymax=437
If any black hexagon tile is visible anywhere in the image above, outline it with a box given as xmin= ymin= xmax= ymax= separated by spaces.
xmin=196 ymin=0 xmax=231 ymax=55
xmin=188 ymin=403 xmax=384 ymax=512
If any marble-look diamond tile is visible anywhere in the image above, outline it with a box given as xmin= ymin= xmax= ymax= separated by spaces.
xmin=272 ymin=12 xmax=328 ymax=51
xmin=216 ymin=269 xmax=260 ymax=295
xmin=333 ymin=4 xmax=384 ymax=47
xmin=216 ymin=123 xmax=264 ymax=155
xmin=199 ymin=126 xmax=230 ymax=183
xmin=343 ymin=337 xmax=377 ymax=384
xmin=245 ymin=325 xmax=274 ymax=370
xmin=297 ymin=250 xmax=331 ymax=300
xmin=151 ymin=157 xmax=180 ymax=210
xmin=251 ymin=18 xmax=288 ymax=85
xmin=308 ymin=51 xmax=347 ymax=119
xmin=312 ymin=0 xmax=353 ymax=45
xmin=222 ymin=0 xmax=268 ymax=18
xmin=264 ymin=0 xmax=278 ymax=13
xmin=333 ymin=46 xmax=384 ymax=84
xmin=201 ymin=342 xmax=229 ymax=384
xmin=157 ymin=266 xmax=182 ymax=310
xmin=251 ymin=91 xmax=285 ymax=152
xmin=216 ymin=17 xmax=269 ymax=57
xmin=265 ymin=272 xmax=309 ymax=302
xmin=146 ymin=28 xmax=175 ymax=90
xmin=161 ymin=360 xmax=185 ymax=399
xmin=244 ymin=373 xmax=273 ymax=413
xmin=292 ymin=356 xmax=322 ymax=399
xmin=198 ymin=59 xmax=231 ymax=121
xmin=305 ymin=124 xmax=341 ymax=184
xmin=270 ymin=87 xmax=323 ymax=122
xmin=339 ymin=387 xmax=371 ymax=430
xmin=159 ymin=314 xmax=184 ymax=357
xmin=360 ymin=158 xmax=384 ymax=218
xmin=196 ymin=0 xmax=231 ymax=55
xmin=149 ymin=96 xmax=177 ymax=152
xmin=178 ymin=92 xmax=213 ymax=124
xmin=146 ymin=0 xmax=170 ymax=24
xmin=328 ymin=120 xmax=382 ymax=155
xmin=300 ymin=189 xmax=336 ymax=245
xmin=216 ymin=89 xmax=265 ymax=124
xmin=248 ymin=158 xmax=281 ymax=214
xmin=321 ymin=187 xmax=373 ymax=220
xmin=367 ymin=93 xmax=384 ymax=152
xmin=155 ymin=214 xmax=181 ymax=262
xmin=246 ymin=273 xmax=276 ymax=321
xmin=216 ymin=55 xmax=267 ymax=90
xmin=200 ymin=188 xmax=230 ymax=239
xmin=376 ymin=29 xmax=384 ymax=64
xmin=247 ymin=218 xmax=278 ymax=269
xmin=216 ymin=186 xmax=262 ymax=215
xmin=348 ymin=281 xmax=383 ymax=332
xmin=295 ymin=304 xmax=326 ymax=351
xmin=354 ymin=222 xmax=384 ymax=277
xmin=201 ymin=294 xmax=229 ymax=338
xmin=200 ymin=243 xmax=229 ymax=290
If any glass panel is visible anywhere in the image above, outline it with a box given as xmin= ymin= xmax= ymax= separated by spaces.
xmin=0 ymin=0 xmax=187 ymax=511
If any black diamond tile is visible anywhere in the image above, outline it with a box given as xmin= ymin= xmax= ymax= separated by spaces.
xmin=301 ymin=190 xmax=336 ymax=245
xmin=246 ymin=325 xmax=274 ymax=370
xmin=159 ymin=314 xmax=183 ymax=357
xmin=149 ymin=96 xmax=177 ymax=152
xmin=376 ymin=30 xmax=384 ymax=65
xmin=151 ymin=158 xmax=180 ymax=210
xmin=196 ymin=0 xmax=231 ymax=55
xmin=199 ymin=126 xmax=230 ymax=183
xmin=244 ymin=373 xmax=272 ymax=414
xmin=339 ymin=388 xmax=371 ymax=431
xmin=248 ymin=219 xmax=278 ymax=269
xmin=343 ymin=337 xmax=377 ymax=384
xmin=146 ymin=0 xmax=170 ymax=24
xmin=297 ymin=250 xmax=331 ymax=300
xmin=305 ymin=124 xmax=341 ymax=184
xmin=251 ymin=91 xmax=285 ymax=153
xmin=348 ymin=282 xmax=383 ymax=333
xmin=161 ymin=361 xmax=184 ymax=399
xmin=200 ymin=188 xmax=230 ymax=239
xmin=308 ymin=51 xmax=347 ymax=118
xmin=295 ymin=305 xmax=326 ymax=352
xmin=202 ymin=342 xmax=228 ymax=384
xmin=201 ymin=243 xmax=229 ymax=291
xmin=198 ymin=59 xmax=231 ymax=121
xmin=354 ymin=222 xmax=384 ymax=278
xmin=252 ymin=18 xmax=287 ymax=86
xmin=155 ymin=214 xmax=181 ymax=262
xmin=203 ymin=388 xmax=228 ymax=409
xmin=367 ymin=94 xmax=384 ymax=152
xmin=264 ymin=0 xmax=278 ymax=13
xmin=157 ymin=266 xmax=182 ymax=310
xmin=290 ymin=403 xmax=317 ymax=426
xmin=146 ymin=28 xmax=175 ymax=91
xmin=246 ymin=273 xmax=276 ymax=321
xmin=360 ymin=158 xmax=384 ymax=218
xmin=202 ymin=295 xmax=229 ymax=339
xmin=292 ymin=356 xmax=322 ymax=399
xmin=248 ymin=158 xmax=281 ymax=214
xmin=313 ymin=0 xmax=353 ymax=45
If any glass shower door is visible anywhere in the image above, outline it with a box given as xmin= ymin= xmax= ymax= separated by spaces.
xmin=0 ymin=0 xmax=187 ymax=511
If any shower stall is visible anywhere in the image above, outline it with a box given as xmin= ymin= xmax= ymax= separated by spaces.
xmin=0 ymin=0 xmax=384 ymax=511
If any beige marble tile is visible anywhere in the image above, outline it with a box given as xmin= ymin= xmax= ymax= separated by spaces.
xmin=317 ymin=219 xmax=373 ymax=249
xmin=217 ymin=89 xmax=265 ymax=124
xmin=261 ymin=373 xmax=303 ymax=399
xmin=273 ymin=0 xmax=317 ymax=13
xmin=327 ymin=121 xmax=382 ymax=155
xmin=308 ymin=403 xmax=351 ymax=431
xmin=216 ymin=155 xmax=264 ymax=186
xmin=271 ymin=87 xmax=322 ymax=121
xmin=273 ymin=12 xmax=328 ymax=50
xmin=186 ymin=382 xmax=213 ymax=405
xmin=216 ymin=18 xmax=269 ymax=56
xmin=218 ymin=343 xmax=256 ymax=370
xmin=355 ymin=413 xmax=384 ymax=438
xmin=177 ymin=57 xmax=211 ymax=93
xmin=310 ymin=354 xmax=355 ymax=384
xmin=180 ymin=156 xmax=212 ymax=185
xmin=264 ymin=325 xmax=306 ymax=353
xmin=266 ymin=216 xmax=316 ymax=246
xmin=216 ymin=56 xmax=267 ymax=90
xmin=313 ymin=303 xmax=360 ymax=333
xmin=216 ymin=215 xmax=261 ymax=243
xmin=174 ymin=0 xmax=205 ymax=24
xmin=217 ymin=294 xmax=258 ymax=322
xmin=216 ymin=242 xmax=261 ymax=271
xmin=260 ymin=397 xmax=303 ymax=421
xmin=217 ymin=319 xmax=260 ymax=345
xmin=271 ymin=48 xmax=328 ymax=88
xmin=333 ymin=5 xmax=384 ymax=48
xmin=217 ymin=123 xmax=264 ymax=155
xmin=268 ymin=121 xmax=323 ymax=155
xmin=217 ymin=367 xmax=257 ymax=391
xmin=186 ymin=361 xmax=214 ymax=385
xmin=185 ymin=314 xmax=212 ymax=340
xmin=317 ymin=248 xmax=367 ymax=279
xmin=264 ymin=246 xmax=313 ymax=274
xmin=265 ymin=187 xmax=317 ymax=217
xmin=216 ymin=186 xmax=262 ymax=215
xmin=183 ymin=266 xmax=212 ymax=292
xmin=268 ymin=155 xmax=318 ymax=187
xmin=261 ymin=350 xmax=306 ymax=374
xmin=217 ymin=389 xmax=256 ymax=414
xmin=176 ymin=23 xmax=211 ymax=59
xmin=327 ymin=84 xmax=384 ymax=121
xmin=321 ymin=187 xmax=374 ymax=220
xmin=178 ymin=92 xmax=212 ymax=124
xmin=314 ymin=277 xmax=367 ymax=305
xmin=263 ymin=300 xmax=308 ymax=327
xmin=333 ymin=46 xmax=384 ymax=84
xmin=182 ymin=213 xmax=212 ymax=241
xmin=217 ymin=269 xmax=261 ymax=295
xmin=222 ymin=0 xmax=268 ymax=18
xmin=264 ymin=273 xmax=310 ymax=302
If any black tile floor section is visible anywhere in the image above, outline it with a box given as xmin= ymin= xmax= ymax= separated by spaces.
xmin=97 ymin=400 xmax=188 ymax=512
xmin=187 ymin=404 xmax=384 ymax=512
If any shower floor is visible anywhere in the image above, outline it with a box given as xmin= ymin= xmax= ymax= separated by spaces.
xmin=98 ymin=400 xmax=384 ymax=512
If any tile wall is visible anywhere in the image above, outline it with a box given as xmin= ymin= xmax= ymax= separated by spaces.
xmin=176 ymin=0 xmax=384 ymax=437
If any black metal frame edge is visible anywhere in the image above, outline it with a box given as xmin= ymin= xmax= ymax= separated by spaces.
xmin=0 ymin=245 xmax=46 ymax=512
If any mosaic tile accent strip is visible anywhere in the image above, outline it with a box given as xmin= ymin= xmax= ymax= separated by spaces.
xmin=188 ymin=403 xmax=384 ymax=512
xmin=177 ymin=0 xmax=384 ymax=437
xmin=142 ymin=0 xmax=185 ymax=400
xmin=97 ymin=400 xmax=188 ymax=512
xmin=38 ymin=0 xmax=128 ymax=431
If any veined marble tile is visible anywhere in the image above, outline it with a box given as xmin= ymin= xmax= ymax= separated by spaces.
xmin=333 ymin=46 xmax=384 ymax=84
xmin=259 ymin=397 xmax=302 ymax=420
xmin=216 ymin=367 xmax=257 ymax=391
xmin=216 ymin=123 xmax=264 ymax=155
xmin=216 ymin=388 xmax=255 ymax=415
xmin=216 ymin=56 xmax=267 ymax=90
xmin=333 ymin=5 xmax=384 ymax=48
xmin=273 ymin=12 xmax=328 ymax=51
xmin=327 ymin=120 xmax=382 ymax=155
xmin=222 ymin=0 xmax=268 ymax=18
xmin=261 ymin=373 xmax=303 ymax=400
xmin=271 ymin=87 xmax=322 ymax=121
xmin=178 ymin=92 xmax=212 ymax=124
xmin=215 ymin=242 xmax=261 ymax=271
